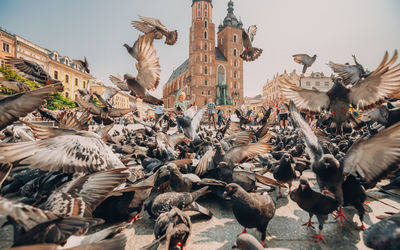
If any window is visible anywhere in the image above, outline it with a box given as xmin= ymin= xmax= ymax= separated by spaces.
xmin=65 ymin=59 xmax=69 ymax=65
xmin=205 ymin=80 xmax=208 ymax=86
xmin=75 ymin=78 xmax=78 ymax=86
xmin=315 ymin=81 xmax=320 ymax=86
xmin=217 ymin=65 xmax=225 ymax=84
xmin=204 ymin=31 xmax=207 ymax=39
xmin=306 ymin=81 xmax=310 ymax=86
xmin=204 ymin=66 xmax=208 ymax=75
xmin=234 ymin=60 xmax=237 ymax=67
xmin=204 ymin=43 xmax=207 ymax=50
xmin=233 ymin=49 xmax=237 ymax=57
xmin=202 ymin=91 xmax=205 ymax=96
xmin=198 ymin=3 xmax=201 ymax=16
xmin=0 ymin=60 xmax=5 ymax=68
xmin=208 ymin=90 xmax=211 ymax=96
xmin=2 ymin=43 xmax=10 ymax=53
xmin=234 ymin=34 xmax=237 ymax=43
xmin=204 ymin=55 xmax=208 ymax=63
xmin=54 ymin=70 xmax=59 ymax=80
xmin=325 ymin=82 xmax=329 ymax=86
xmin=54 ymin=54 xmax=58 ymax=61
xmin=234 ymin=71 xmax=237 ymax=79
xmin=221 ymin=37 xmax=224 ymax=45
xmin=205 ymin=20 xmax=208 ymax=28
xmin=83 ymin=81 xmax=86 ymax=88
xmin=65 ymin=74 xmax=69 ymax=83
xmin=65 ymin=92 xmax=69 ymax=98
xmin=234 ymin=83 xmax=237 ymax=89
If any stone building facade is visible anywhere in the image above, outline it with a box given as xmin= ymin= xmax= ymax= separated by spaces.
xmin=0 ymin=28 xmax=16 ymax=68
xmin=163 ymin=0 xmax=244 ymax=110
xmin=262 ymin=69 xmax=334 ymax=106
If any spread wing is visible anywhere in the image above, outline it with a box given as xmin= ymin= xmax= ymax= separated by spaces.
xmin=292 ymin=54 xmax=309 ymax=64
xmin=195 ymin=149 xmax=215 ymax=176
xmin=0 ymin=83 xmax=63 ymax=130
xmin=136 ymin=35 xmax=161 ymax=91
xmin=343 ymin=121 xmax=400 ymax=185
xmin=247 ymin=25 xmax=257 ymax=42
xmin=108 ymin=107 xmax=135 ymax=118
xmin=102 ymin=88 xmax=118 ymax=103
xmin=139 ymin=16 xmax=168 ymax=33
xmin=75 ymin=98 xmax=102 ymax=115
xmin=48 ymin=169 xmax=129 ymax=216
xmin=289 ymin=101 xmax=323 ymax=162
xmin=328 ymin=61 xmax=361 ymax=85
xmin=0 ymin=134 xmax=125 ymax=174
xmin=58 ymin=111 xmax=89 ymax=131
xmin=20 ymin=120 xmax=78 ymax=139
xmin=0 ymin=197 xmax=60 ymax=231
xmin=190 ymin=106 xmax=206 ymax=134
xmin=221 ymin=131 xmax=253 ymax=150
xmin=349 ymin=50 xmax=400 ymax=109
xmin=131 ymin=21 xmax=155 ymax=34
xmin=225 ymin=141 xmax=273 ymax=165
xmin=280 ymin=78 xmax=330 ymax=112
xmin=5 ymin=57 xmax=51 ymax=83
xmin=109 ymin=75 xmax=130 ymax=92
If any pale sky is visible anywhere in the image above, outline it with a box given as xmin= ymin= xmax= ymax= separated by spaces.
xmin=1 ymin=0 xmax=399 ymax=98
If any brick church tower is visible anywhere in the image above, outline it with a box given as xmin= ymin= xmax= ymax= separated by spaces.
xmin=163 ymin=0 xmax=244 ymax=110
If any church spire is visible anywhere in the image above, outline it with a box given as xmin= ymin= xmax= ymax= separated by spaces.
xmin=218 ymin=0 xmax=243 ymax=32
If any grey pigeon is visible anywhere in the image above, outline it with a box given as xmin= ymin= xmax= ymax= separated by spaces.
xmin=132 ymin=16 xmax=178 ymax=45
xmin=328 ymin=54 xmax=368 ymax=86
xmin=292 ymin=54 xmax=317 ymax=73
xmin=176 ymin=107 xmax=206 ymax=141
xmin=5 ymin=57 xmax=59 ymax=84
xmin=241 ymin=25 xmax=263 ymax=62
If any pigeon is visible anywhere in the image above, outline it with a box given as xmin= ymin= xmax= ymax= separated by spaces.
xmin=109 ymin=75 xmax=130 ymax=92
xmin=0 ymin=82 xmax=63 ymax=130
xmin=290 ymin=178 xmax=338 ymax=243
xmin=76 ymin=97 xmax=135 ymax=125
xmin=363 ymin=104 xmax=400 ymax=128
xmin=93 ymin=88 xmax=118 ymax=108
xmin=282 ymin=51 xmax=400 ymax=133
xmin=241 ymin=25 xmax=263 ymax=62
xmin=132 ymin=16 xmax=178 ymax=45
xmin=273 ymin=153 xmax=296 ymax=193
xmin=223 ymin=183 xmax=275 ymax=245
xmin=328 ymin=54 xmax=368 ymax=86
xmin=124 ymin=35 xmax=162 ymax=105
xmin=0 ymin=122 xmax=127 ymax=174
xmin=292 ymin=54 xmax=317 ymax=73
xmin=5 ymin=57 xmax=59 ymax=84
xmin=146 ymin=186 xmax=211 ymax=219
xmin=363 ymin=213 xmax=400 ymax=250
xmin=176 ymin=107 xmax=206 ymax=141
xmin=152 ymin=207 xmax=191 ymax=250
xmin=40 ymin=169 xmax=129 ymax=217
xmin=38 ymin=107 xmax=59 ymax=122
xmin=233 ymin=233 xmax=290 ymax=250
xmin=290 ymin=100 xmax=400 ymax=225
xmin=73 ymin=56 xmax=90 ymax=74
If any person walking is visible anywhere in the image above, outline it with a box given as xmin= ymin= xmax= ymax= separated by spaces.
xmin=278 ymin=101 xmax=289 ymax=129
xmin=207 ymin=98 xmax=216 ymax=129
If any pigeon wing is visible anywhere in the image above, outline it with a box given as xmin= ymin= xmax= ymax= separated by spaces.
xmin=349 ymin=50 xmax=400 ymax=109
xmin=0 ymin=83 xmax=63 ymax=130
xmin=139 ymin=16 xmax=168 ymax=33
xmin=75 ymin=98 xmax=102 ymax=116
xmin=136 ymin=35 xmax=161 ymax=91
xmin=289 ymin=101 xmax=324 ymax=162
xmin=131 ymin=21 xmax=155 ymax=34
xmin=280 ymin=78 xmax=330 ymax=113
xmin=247 ymin=25 xmax=257 ymax=42
xmin=328 ymin=61 xmax=361 ymax=85
xmin=109 ymin=75 xmax=130 ymax=92
xmin=343 ymin=121 xmax=400 ymax=185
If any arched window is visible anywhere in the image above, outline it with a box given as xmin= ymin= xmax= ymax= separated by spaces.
xmin=234 ymin=82 xmax=237 ymax=89
xmin=217 ymin=65 xmax=225 ymax=84
xmin=205 ymin=4 xmax=208 ymax=17
xmin=234 ymin=34 xmax=237 ymax=43
xmin=198 ymin=3 xmax=201 ymax=17
xmin=204 ymin=66 xmax=208 ymax=75
xmin=205 ymin=79 xmax=208 ymax=86
xmin=54 ymin=54 xmax=58 ymax=61
xmin=65 ymin=59 xmax=69 ymax=65
xmin=204 ymin=43 xmax=207 ymax=50
xmin=204 ymin=31 xmax=207 ymax=39
xmin=205 ymin=20 xmax=208 ymax=28
xmin=204 ymin=55 xmax=208 ymax=63
xmin=234 ymin=60 xmax=237 ymax=67
xmin=233 ymin=49 xmax=237 ymax=57
xmin=234 ymin=71 xmax=237 ymax=79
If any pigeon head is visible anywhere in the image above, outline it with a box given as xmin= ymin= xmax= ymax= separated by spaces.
xmin=165 ymin=30 xmax=178 ymax=45
xmin=223 ymin=183 xmax=242 ymax=200
xmin=319 ymin=154 xmax=340 ymax=169
xmin=334 ymin=77 xmax=344 ymax=85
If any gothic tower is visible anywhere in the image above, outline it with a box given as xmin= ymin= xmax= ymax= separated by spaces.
xmin=217 ymin=0 xmax=244 ymax=106
xmin=189 ymin=0 xmax=216 ymax=106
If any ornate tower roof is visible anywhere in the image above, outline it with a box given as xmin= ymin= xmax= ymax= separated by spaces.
xmin=192 ymin=0 xmax=212 ymax=6
xmin=218 ymin=0 xmax=243 ymax=32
